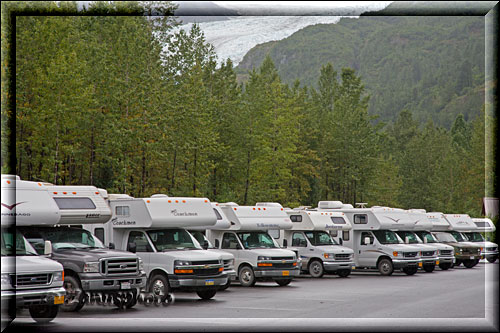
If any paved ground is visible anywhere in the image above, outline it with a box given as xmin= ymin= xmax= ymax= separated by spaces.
xmin=4 ymin=261 xmax=498 ymax=332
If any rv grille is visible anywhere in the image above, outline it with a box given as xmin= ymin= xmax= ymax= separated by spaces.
xmin=403 ymin=252 xmax=418 ymax=258
xmin=102 ymin=258 xmax=138 ymax=276
xmin=192 ymin=260 xmax=220 ymax=265
xmin=421 ymin=251 xmax=435 ymax=257
xmin=193 ymin=268 xmax=221 ymax=276
xmin=271 ymin=263 xmax=296 ymax=269
xmin=271 ymin=257 xmax=294 ymax=261
xmin=439 ymin=250 xmax=453 ymax=256
xmin=12 ymin=274 xmax=52 ymax=287
xmin=334 ymin=254 xmax=352 ymax=261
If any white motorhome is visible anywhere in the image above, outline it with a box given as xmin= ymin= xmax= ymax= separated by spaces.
xmin=317 ymin=201 xmax=422 ymax=276
xmin=465 ymin=218 xmax=498 ymax=263
xmin=1 ymin=175 xmax=65 ymax=324
xmin=275 ymin=207 xmax=354 ymax=278
xmin=429 ymin=212 xmax=482 ymax=268
xmin=186 ymin=203 xmax=236 ymax=290
xmin=206 ymin=202 xmax=299 ymax=287
xmin=86 ymin=194 xmax=228 ymax=300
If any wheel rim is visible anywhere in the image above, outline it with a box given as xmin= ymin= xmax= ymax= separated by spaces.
xmin=64 ymin=280 xmax=78 ymax=305
xmin=241 ymin=269 xmax=252 ymax=284
xmin=311 ymin=262 xmax=322 ymax=276
xmin=380 ymin=262 xmax=391 ymax=273
xmin=152 ymin=279 xmax=165 ymax=296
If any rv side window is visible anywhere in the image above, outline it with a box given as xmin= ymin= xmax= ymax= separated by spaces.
xmin=354 ymin=214 xmax=367 ymax=224
xmin=213 ymin=208 xmax=223 ymax=220
xmin=54 ymin=197 xmax=96 ymax=210
xmin=290 ymin=215 xmax=302 ymax=223
xmin=331 ymin=217 xmax=346 ymax=224
xmin=474 ymin=222 xmax=489 ymax=228
xmin=268 ymin=229 xmax=280 ymax=239
xmin=342 ymin=230 xmax=350 ymax=241
xmin=221 ymin=233 xmax=239 ymax=249
xmin=94 ymin=228 xmax=105 ymax=243
xmin=127 ymin=231 xmax=153 ymax=252
xmin=116 ymin=206 xmax=130 ymax=217
xmin=292 ymin=232 xmax=307 ymax=247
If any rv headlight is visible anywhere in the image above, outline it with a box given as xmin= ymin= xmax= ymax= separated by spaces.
xmin=257 ymin=256 xmax=272 ymax=261
xmin=138 ymin=258 xmax=144 ymax=271
xmin=323 ymin=253 xmax=335 ymax=259
xmin=174 ymin=260 xmax=191 ymax=267
xmin=1 ymin=274 xmax=11 ymax=288
xmin=83 ymin=262 xmax=100 ymax=273
xmin=53 ymin=271 xmax=64 ymax=283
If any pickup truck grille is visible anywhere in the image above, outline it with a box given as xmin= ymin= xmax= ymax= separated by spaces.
xmin=462 ymin=248 xmax=480 ymax=255
xmin=403 ymin=252 xmax=418 ymax=258
xmin=335 ymin=254 xmax=352 ymax=261
xmin=439 ymin=250 xmax=453 ymax=256
xmin=12 ymin=273 xmax=52 ymax=287
xmin=421 ymin=251 xmax=435 ymax=257
xmin=102 ymin=258 xmax=138 ymax=276
xmin=486 ymin=247 xmax=497 ymax=252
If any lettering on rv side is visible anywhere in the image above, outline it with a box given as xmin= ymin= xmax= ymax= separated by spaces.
xmin=256 ymin=223 xmax=279 ymax=228
xmin=1 ymin=202 xmax=31 ymax=217
xmin=325 ymin=224 xmax=341 ymax=229
xmin=170 ymin=209 xmax=198 ymax=217
xmin=111 ymin=217 xmax=136 ymax=226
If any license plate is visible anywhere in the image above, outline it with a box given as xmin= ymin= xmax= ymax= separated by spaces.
xmin=436 ymin=260 xmax=439 ymax=265
xmin=282 ymin=271 xmax=289 ymax=276
xmin=54 ymin=296 xmax=64 ymax=305
xmin=121 ymin=282 xmax=131 ymax=290
xmin=418 ymin=262 xmax=422 ymax=267
xmin=470 ymin=256 xmax=475 ymax=260
xmin=205 ymin=279 xmax=214 ymax=286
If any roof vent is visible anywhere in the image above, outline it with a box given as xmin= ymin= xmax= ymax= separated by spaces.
xmin=255 ymin=202 xmax=283 ymax=208
xmin=151 ymin=194 xmax=169 ymax=198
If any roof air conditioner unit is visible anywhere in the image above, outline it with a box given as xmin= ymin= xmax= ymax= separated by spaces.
xmin=318 ymin=201 xmax=343 ymax=209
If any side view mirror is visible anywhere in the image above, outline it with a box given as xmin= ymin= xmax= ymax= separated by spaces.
xmin=44 ymin=240 xmax=53 ymax=256
xmin=423 ymin=237 xmax=428 ymax=244
xmin=215 ymin=239 xmax=220 ymax=248
xmin=364 ymin=237 xmax=371 ymax=245
xmin=339 ymin=238 xmax=344 ymax=245
xmin=283 ymin=239 xmax=288 ymax=248
xmin=128 ymin=242 xmax=137 ymax=253
xmin=109 ymin=242 xmax=115 ymax=249
xmin=202 ymin=240 xmax=209 ymax=250
xmin=405 ymin=236 xmax=409 ymax=244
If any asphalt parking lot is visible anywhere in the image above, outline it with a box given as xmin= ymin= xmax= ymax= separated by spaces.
xmin=5 ymin=261 xmax=499 ymax=332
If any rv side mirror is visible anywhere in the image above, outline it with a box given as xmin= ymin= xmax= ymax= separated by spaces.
xmin=423 ymin=237 xmax=427 ymax=244
xmin=128 ymin=242 xmax=137 ymax=253
xmin=339 ymin=238 xmax=343 ymax=245
xmin=215 ymin=239 xmax=220 ymax=248
xmin=44 ymin=240 xmax=53 ymax=256
xmin=202 ymin=240 xmax=209 ymax=250
xmin=405 ymin=236 xmax=409 ymax=244
xmin=364 ymin=237 xmax=371 ymax=245
xmin=283 ymin=239 xmax=288 ymax=248
xmin=109 ymin=242 xmax=115 ymax=250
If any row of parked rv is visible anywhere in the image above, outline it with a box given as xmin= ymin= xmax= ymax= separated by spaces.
xmin=1 ymin=175 xmax=498 ymax=324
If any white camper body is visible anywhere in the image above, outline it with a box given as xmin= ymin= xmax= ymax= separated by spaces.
xmin=465 ymin=218 xmax=498 ymax=263
xmin=316 ymin=201 xmax=423 ymax=276
xmin=276 ymin=208 xmax=354 ymax=278
xmin=85 ymin=194 xmax=228 ymax=300
xmin=1 ymin=175 xmax=66 ymax=323
xmin=206 ymin=202 xmax=299 ymax=287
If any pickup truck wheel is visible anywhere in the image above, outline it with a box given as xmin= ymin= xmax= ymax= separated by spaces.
xmin=62 ymin=275 xmax=85 ymax=312
xmin=308 ymin=260 xmax=324 ymax=278
xmin=238 ymin=266 xmax=256 ymax=287
xmin=463 ymin=260 xmax=475 ymax=268
xmin=377 ymin=258 xmax=393 ymax=276
xmin=403 ymin=267 xmax=418 ymax=275
xmin=29 ymin=305 xmax=59 ymax=323
xmin=337 ymin=269 xmax=351 ymax=278
xmin=487 ymin=257 xmax=497 ymax=263
xmin=149 ymin=274 xmax=170 ymax=302
xmin=275 ymin=279 xmax=292 ymax=286
xmin=439 ymin=263 xmax=451 ymax=270
xmin=423 ymin=264 xmax=435 ymax=273
xmin=196 ymin=289 xmax=217 ymax=300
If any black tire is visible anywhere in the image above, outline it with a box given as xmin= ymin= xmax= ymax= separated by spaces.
xmin=337 ymin=269 xmax=351 ymax=278
xmin=378 ymin=258 xmax=394 ymax=276
xmin=403 ymin=267 xmax=418 ymax=275
xmin=29 ymin=305 xmax=59 ymax=323
xmin=196 ymin=289 xmax=217 ymax=300
xmin=149 ymin=274 xmax=170 ymax=302
xmin=423 ymin=264 xmax=435 ymax=273
xmin=61 ymin=275 xmax=85 ymax=312
xmin=487 ymin=257 xmax=497 ymax=263
xmin=219 ymin=279 xmax=231 ymax=291
xmin=473 ymin=259 xmax=480 ymax=266
xmin=275 ymin=279 xmax=292 ymax=286
xmin=455 ymin=259 xmax=462 ymax=267
xmin=308 ymin=260 xmax=324 ymax=278
xmin=463 ymin=260 xmax=475 ymax=268
xmin=439 ymin=263 xmax=451 ymax=270
xmin=238 ymin=266 xmax=256 ymax=287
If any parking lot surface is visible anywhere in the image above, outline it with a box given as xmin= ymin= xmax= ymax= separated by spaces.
xmin=5 ymin=261 xmax=498 ymax=332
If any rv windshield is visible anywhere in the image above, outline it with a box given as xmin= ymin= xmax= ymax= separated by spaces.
xmin=304 ymin=231 xmax=337 ymax=246
xmin=414 ymin=231 xmax=437 ymax=243
xmin=463 ymin=232 xmax=484 ymax=242
xmin=147 ymin=229 xmax=201 ymax=251
xmin=1 ymin=229 xmax=38 ymax=256
xmin=189 ymin=230 xmax=214 ymax=249
xmin=237 ymin=232 xmax=277 ymax=249
xmin=372 ymin=230 xmax=401 ymax=245
xmin=449 ymin=231 xmax=467 ymax=242
xmin=396 ymin=231 xmax=419 ymax=244
xmin=433 ymin=232 xmax=457 ymax=243
xmin=34 ymin=228 xmax=105 ymax=250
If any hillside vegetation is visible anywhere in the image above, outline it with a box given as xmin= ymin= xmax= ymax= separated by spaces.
xmin=236 ymin=16 xmax=485 ymax=128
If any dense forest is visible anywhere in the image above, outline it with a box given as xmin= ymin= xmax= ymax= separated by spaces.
xmin=236 ymin=16 xmax=486 ymax=129
xmin=1 ymin=1 xmax=495 ymax=219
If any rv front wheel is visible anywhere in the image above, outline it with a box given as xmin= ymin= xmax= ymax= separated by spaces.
xmin=61 ymin=275 xmax=85 ymax=312
xmin=308 ymin=260 xmax=324 ymax=278
xmin=337 ymin=269 xmax=351 ymax=278
xmin=275 ymin=279 xmax=292 ymax=286
xmin=196 ymin=289 xmax=217 ymax=300
xmin=29 ymin=305 xmax=59 ymax=323
xmin=423 ymin=265 xmax=435 ymax=273
xmin=403 ymin=267 xmax=418 ymax=275
xmin=238 ymin=266 xmax=256 ymax=287
xmin=438 ymin=263 xmax=451 ymax=270
xmin=377 ymin=259 xmax=393 ymax=276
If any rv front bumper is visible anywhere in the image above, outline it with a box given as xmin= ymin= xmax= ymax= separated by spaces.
xmin=225 ymin=269 xmax=237 ymax=280
xmin=421 ymin=257 xmax=439 ymax=266
xmin=438 ymin=256 xmax=454 ymax=264
xmin=323 ymin=261 xmax=355 ymax=271
xmin=79 ymin=272 xmax=147 ymax=291
xmin=2 ymin=286 xmax=66 ymax=308
xmin=169 ymin=273 xmax=228 ymax=288
xmin=392 ymin=259 xmax=421 ymax=269
xmin=254 ymin=267 xmax=300 ymax=278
